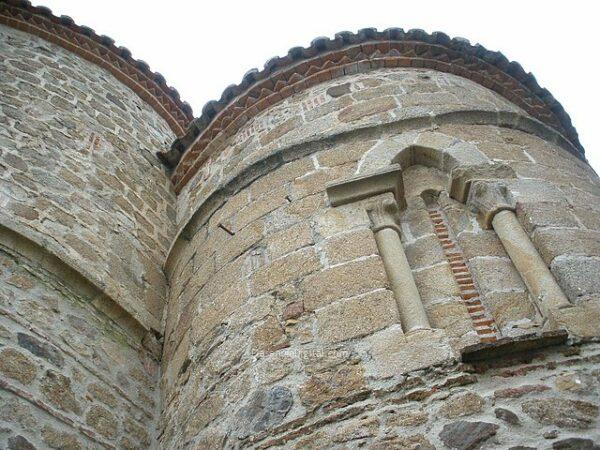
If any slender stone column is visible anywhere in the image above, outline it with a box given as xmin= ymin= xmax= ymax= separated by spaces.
xmin=492 ymin=209 xmax=571 ymax=312
xmin=467 ymin=180 xmax=571 ymax=316
xmin=367 ymin=198 xmax=431 ymax=333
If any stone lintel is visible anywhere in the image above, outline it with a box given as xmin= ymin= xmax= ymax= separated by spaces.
xmin=466 ymin=180 xmax=515 ymax=229
xmin=450 ymin=162 xmax=517 ymax=203
xmin=326 ymin=164 xmax=405 ymax=208
xmin=461 ymin=329 xmax=568 ymax=363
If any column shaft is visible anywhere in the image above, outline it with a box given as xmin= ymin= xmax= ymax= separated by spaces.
xmin=492 ymin=209 xmax=570 ymax=313
xmin=373 ymin=227 xmax=431 ymax=333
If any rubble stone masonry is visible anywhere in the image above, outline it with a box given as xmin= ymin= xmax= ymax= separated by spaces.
xmin=163 ymin=70 xmax=600 ymax=447
xmin=1 ymin=6 xmax=599 ymax=449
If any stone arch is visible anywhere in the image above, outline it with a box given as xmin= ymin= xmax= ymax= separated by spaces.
xmin=356 ymin=130 xmax=489 ymax=178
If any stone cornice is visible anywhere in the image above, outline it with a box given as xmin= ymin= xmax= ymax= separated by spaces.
xmin=164 ymin=28 xmax=584 ymax=192
xmin=0 ymin=0 xmax=194 ymax=136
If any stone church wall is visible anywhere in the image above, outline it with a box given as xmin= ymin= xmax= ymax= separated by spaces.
xmin=0 ymin=24 xmax=176 ymax=330
xmin=0 ymin=226 xmax=160 ymax=449
xmin=162 ymin=69 xmax=600 ymax=448
xmin=1 ymin=10 xmax=599 ymax=448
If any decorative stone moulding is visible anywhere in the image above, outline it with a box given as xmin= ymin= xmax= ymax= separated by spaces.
xmin=163 ymin=27 xmax=585 ymax=193
xmin=0 ymin=0 xmax=194 ymax=135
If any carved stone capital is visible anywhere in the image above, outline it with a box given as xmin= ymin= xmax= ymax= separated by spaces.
xmin=467 ymin=180 xmax=515 ymax=229
xmin=367 ymin=198 xmax=402 ymax=234
xmin=450 ymin=162 xmax=516 ymax=203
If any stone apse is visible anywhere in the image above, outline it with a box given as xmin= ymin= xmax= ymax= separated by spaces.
xmin=0 ymin=1 xmax=599 ymax=449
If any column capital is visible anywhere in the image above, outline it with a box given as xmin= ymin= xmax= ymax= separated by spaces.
xmin=449 ymin=162 xmax=516 ymax=203
xmin=367 ymin=198 xmax=402 ymax=234
xmin=467 ymin=180 xmax=515 ymax=229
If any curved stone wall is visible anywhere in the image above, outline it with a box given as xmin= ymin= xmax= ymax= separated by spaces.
xmin=163 ymin=68 xmax=600 ymax=448
xmin=0 ymin=24 xmax=176 ymax=330
xmin=0 ymin=225 xmax=160 ymax=449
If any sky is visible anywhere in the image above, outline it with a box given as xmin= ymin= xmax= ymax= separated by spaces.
xmin=38 ymin=0 xmax=599 ymax=173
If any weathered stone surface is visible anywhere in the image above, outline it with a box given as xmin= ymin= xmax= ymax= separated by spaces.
xmin=236 ymin=386 xmax=293 ymax=437
xmin=215 ymin=219 xmax=265 ymax=268
xmin=439 ymin=392 xmax=485 ymax=418
xmin=450 ymin=162 xmax=516 ymax=202
xmin=249 ymin=158 xmax=314 ymax=200
xmin=317 ymin=140 xmax=375 ymax=168
xmin=234 ymin=186 xmax=289 ymax=232
xmin=0 ymin=398 xmax=35 ymax=429
xmin=86 ymin=405 xmax=119 ymax=439
xmin=458 ymin=231 xmax=507 ymax=259
xmin=484 ymin=291 xmax=537 ymax=329
xmin=574 ymin=207 xmax=600 ymax=231
xmin=266 ymin=221 xmax=313 ymax=260
xmin=323 ymin=228 xmax=378 ymax=265
xmin=401 ymin=206 xmax=436 ymax=240
xmin=17 ymin=333 xmax=64 ymax=367
xmin=533 ymin=228 xmax=600 ymax=265
xmin=517 ymin=202 xmax=580 ymax=234
xmin=494 ymin=384 xmax=551 ymax=399
xmin=292 ymin=164 xmax=354 ymax=200
xmin=0 ymin=348 xmax=37 ymax=385
xmin=283 ymin=301 xmax=304 ymax=321
xmin=259 ymin=116 xmax=302 ymax=145
xmin=1 ymin=25 xmax=176 ymax=330
xmin=338 ymin=96 xmax=397 ymax=122
xmin=552 ymin=299 xmax=600 ymax=338
xmin=299 ymin=363 xmax=365 ymax=410
xmin=40 ymin=370 xmax=82 ymax=414
xmin=426 ymin=300 xmax=472 ymax=337
xmin=494 ymin=407 xmax=520 ymax=425
xmin=552 ymin=438 xmax=600 ymax=449
xmin=385 ymin=407 xmax=429 ymax=427
xmin=315 ymin=290 xmax=398 ymax=343
xmin=371 ymin=434 xmax=435 ymax=450
xmin=251 ymin=316 xmax=289 ymax=354
xmin=552 ymin=256 xmax=600 ymax=303
xmin=5 ymin=25 xmax=600 ymax=449
xmin=522 ymin=398 xmax=599 ymax=429
xmin=315 ymin=202 xmax=370 ymax=237
xmin=7 ymin=436 xmax=36 ymax=450
xmin=362 ymin=326 xmax=454 ymax=378
xmin=469 ymin=257 xmax=526 ymax=294
xmin=438 ymin=420 xmax=499 ymax=450
xmin=404 ymin=234 xmax=446 ymax=269
xmin=554 ymin=372 xmax=588 ymax=392
xmin=301 ymin=256 xmax=388 ymax=310
xmin=326 ymin=83 xmax=351 ymax=98
xmin=41 ymin=427 xmax=83 ymax=450
xmin=333 ymin=417 xmax=379 ymax=442
xmin=251 ymin=247 xmax=321 ymax=295
xmin=413 ymin=263 xmax=460 ymax=303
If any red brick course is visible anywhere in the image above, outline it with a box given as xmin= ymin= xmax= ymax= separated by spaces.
xmin=427 ymin=208 xmax=499 ymax=343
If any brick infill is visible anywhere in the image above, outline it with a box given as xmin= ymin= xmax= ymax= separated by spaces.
xmin=427 ymin=208 xmax=498 ymax=343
